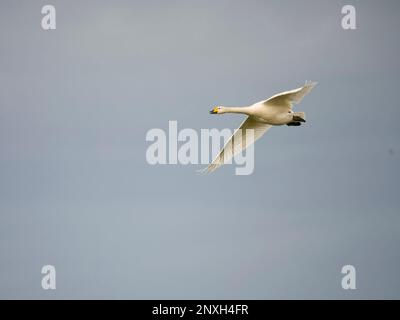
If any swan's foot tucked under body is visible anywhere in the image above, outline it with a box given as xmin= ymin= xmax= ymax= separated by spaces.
xmin=287 ymin=122 xmax=302 ymax=126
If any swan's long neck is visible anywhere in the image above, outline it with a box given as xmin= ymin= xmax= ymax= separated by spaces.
xmin=222 ymin=106 xmax=252 ymax=115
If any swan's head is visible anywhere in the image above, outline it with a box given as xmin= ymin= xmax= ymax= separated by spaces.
xmin=210 ymin=106 xmax=224 ymax=114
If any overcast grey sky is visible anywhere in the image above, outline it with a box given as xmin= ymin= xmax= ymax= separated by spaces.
xmin=0 ymin=0 xmax=399 ymax=299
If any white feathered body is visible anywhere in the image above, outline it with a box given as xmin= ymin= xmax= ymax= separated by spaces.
xmin=246 ymin=102 xmax=295 ymax=125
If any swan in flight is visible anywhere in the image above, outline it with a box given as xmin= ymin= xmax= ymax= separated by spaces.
xmin=203 ymin=81 xmax=317 ymax=173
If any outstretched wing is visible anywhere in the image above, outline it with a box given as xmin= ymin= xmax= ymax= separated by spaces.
xmin=261 ymin=81 xmax=317 ymax=112
xmin=201 ymin=117 xmax=272 ymax=174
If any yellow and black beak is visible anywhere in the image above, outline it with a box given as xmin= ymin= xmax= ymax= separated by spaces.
xmin=209 ymin=107 xmax=219 ymax=114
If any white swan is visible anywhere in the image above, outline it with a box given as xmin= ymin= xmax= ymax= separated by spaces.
xmin=203 ymin=81 xmax=317 ymax=173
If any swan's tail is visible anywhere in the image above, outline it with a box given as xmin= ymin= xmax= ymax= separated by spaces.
xmin=292 ymin=112 xmax=306 ymax=122
xmin=287 ymin=112 xmax=306 ymax=126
